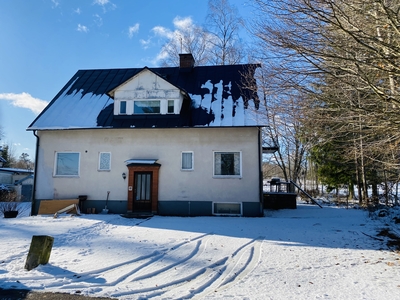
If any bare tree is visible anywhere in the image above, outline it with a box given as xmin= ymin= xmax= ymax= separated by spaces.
xmin=250 ymin=0 xmax=400 ymax=202
xmin=159 ymin=0 xmax=246 ymax=66
xmin=158 ymin=19 xmax=212 ymax=67
xmin=205 ymin=0 xmax=245 ymax=65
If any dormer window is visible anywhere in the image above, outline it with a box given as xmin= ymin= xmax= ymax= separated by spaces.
xmin=134 ymin=100 xmax=161 ymax=114
xmin=110 ymin=68 xmax=187 ymax=117
xmin=167 ymin=100 xmax=174 ymax=114
xmin=120 ymin=101 xmax=127 ymax=114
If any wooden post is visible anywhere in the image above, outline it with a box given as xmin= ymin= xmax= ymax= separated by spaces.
xmin=25 ymin=235 xmax=54 ymax=271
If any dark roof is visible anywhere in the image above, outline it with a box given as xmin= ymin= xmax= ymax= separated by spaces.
xmin=28 ymin=64 xmax=266 ymax=130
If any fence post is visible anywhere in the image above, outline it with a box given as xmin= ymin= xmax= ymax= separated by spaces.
xmin=25 ymin=235 xmax=54 ymax=271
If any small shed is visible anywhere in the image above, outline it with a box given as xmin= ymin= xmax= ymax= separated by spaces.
xmin=0 ymin=168 xmax=34 ymax=202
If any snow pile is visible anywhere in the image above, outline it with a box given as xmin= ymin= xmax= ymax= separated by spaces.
xmin=0 ymin=203 xmax=399 ymax=299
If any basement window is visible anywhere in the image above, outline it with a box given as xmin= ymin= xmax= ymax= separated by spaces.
xmin=213 ymin=202 xmax=242 ymax=216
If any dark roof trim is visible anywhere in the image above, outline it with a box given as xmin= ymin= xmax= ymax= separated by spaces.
xmin=263 ymin=146 xmax=279 ymax=154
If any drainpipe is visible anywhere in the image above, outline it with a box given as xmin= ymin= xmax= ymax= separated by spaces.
xmin=31 ymin=130 xmax=40 ymax=216
xmin=258 ymin=126 xmax=263 ymax=216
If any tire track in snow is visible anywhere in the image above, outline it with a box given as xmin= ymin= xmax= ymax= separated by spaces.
xmin=186 ymin=236 xmax=264 ymax=299
xmin=111 ymin=236 xmax=264 ymax=299
xmin=45 ymin=232 xmax=211 ymax=291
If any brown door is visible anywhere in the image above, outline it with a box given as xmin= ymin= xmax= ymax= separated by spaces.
xmin=133 ymin=172 xmax=152 ymax=212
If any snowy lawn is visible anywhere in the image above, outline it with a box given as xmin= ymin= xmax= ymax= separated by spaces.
xmin=0 ymin=203 xmax=399 ymax=299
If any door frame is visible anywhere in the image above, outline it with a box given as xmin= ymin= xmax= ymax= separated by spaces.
xmin=127 ymin=163 xmax=160 ymax=213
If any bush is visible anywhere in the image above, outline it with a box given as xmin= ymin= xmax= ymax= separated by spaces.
xmin=0 ymin=184 xmax=21 ymax=216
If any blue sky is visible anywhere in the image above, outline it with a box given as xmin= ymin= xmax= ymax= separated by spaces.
xmin=0 ymin=0 xmax=252 ymax=161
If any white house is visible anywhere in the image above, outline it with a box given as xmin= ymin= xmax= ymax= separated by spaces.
xmin=28 ymin=54 xmax=267 ymax=217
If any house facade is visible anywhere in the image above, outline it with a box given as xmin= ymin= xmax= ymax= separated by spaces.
xmin=28 ymin=54 xmax=266 ymax=217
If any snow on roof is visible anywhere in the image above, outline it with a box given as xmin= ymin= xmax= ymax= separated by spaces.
xmin=125 ymin=159 xmax=159 ymax=165
xmin=0 ymin=168 xmax=34 ymax=174
xmin=28 ymin=64 xmax=266 ymax=130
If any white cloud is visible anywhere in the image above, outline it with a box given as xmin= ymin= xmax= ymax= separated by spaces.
xmin=51 ymin=0 xmax=60 ymax=8
xmin=74 ymin=8 xmax=82 ymax=14
xmin=93 ymin=14 xmax=103 ymax=27
xmin=151 ymin=17 xmax=195 ymax=41
xmin=128 ymin=23 xmax=140 ymax=38
xmin=139 ymin=38 xmax=151 ymax=49
xmin=93 ymin=0 xmax=109 ymax=5
xmin=93 ymin=0 xmax=116 ymax=12
xmin=155 ymin=49 xmax=169 ymax=62
xmin=152 ymin=26 xmax=174 ymax=39
xmin=0 ymin=93 xmax=48 ymax=115
xmin=77 ymin=24 xmax=89 ymax=33
xmin=172 ymin=16 xmax=194 ymax=30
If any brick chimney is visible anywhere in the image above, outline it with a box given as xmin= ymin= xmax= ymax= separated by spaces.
xmin=179 ymin=53 xmax=195 ymax=69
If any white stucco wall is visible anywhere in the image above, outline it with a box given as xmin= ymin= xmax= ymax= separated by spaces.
xmin=35 ymin=127 xmax=261 ymax=205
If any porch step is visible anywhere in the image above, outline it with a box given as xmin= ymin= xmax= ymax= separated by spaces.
xmin=120 ymin=212 xmax=154 ymax=219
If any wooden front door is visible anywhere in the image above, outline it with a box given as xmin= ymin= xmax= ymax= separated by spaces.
xmin=133 ymin=172 xmax=152 ymax=212
xmin=127 ymin=163 xmax=160 ymax=214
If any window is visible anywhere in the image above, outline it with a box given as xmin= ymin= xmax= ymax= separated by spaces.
xmin=181 ymin=151 xmax=193 ymax=170
xmin=134 ymin=100 xmax=160 ymax=114
xmin=120 ymin=101 xmax=127 ymax=114
xmin=213 ymin=202 xmax=242 ymax=215
xmin=214 ymin=151 xmax=241 ymax=177
xmin=167 ymin=100 xmax=174 ymax=114
xmin=55 ymin=152 xmax=80 ymax=176
xmin=98 ymin=152 xmax=111 ymax=171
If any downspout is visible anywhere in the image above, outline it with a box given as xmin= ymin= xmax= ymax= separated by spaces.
xmin=258 ymin=126 xmax=263 ymax=216
xmin=31 ymin=130 xmax=40 ymax=216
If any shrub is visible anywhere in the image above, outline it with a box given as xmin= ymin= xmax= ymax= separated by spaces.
xmin=0 ymin=184 xmax=20 ymax=215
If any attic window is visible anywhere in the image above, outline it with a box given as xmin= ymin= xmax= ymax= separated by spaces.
xmin=120 ymin=101 xmax=127 ymax=114
xmin=167 ymin=100 xmax=174 ymax=114
xmin=134 ymin=100 xmax=160 ymax=114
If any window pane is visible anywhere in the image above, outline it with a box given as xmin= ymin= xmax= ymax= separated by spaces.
xmin=168 ymin=100 xmax=174 ymax=113
xmin=214 ymin=203 xmax=241 ymax=215
xmin=120 ymin=101 xmax=127 ymax=114
xmin=214 ymin=152 xmax=240 ymax=176
xmin=134 ymin=101 xmax=160 ymax=114
xmin=56 ymin=153 xmax=79 ymax=176
xmin=182 ymin=152 xmax=193 ymax=170
xmin=99 ymin=152 xmax=111 ymax=170
xmin=221 ymin=153 xmax=234 ymax=175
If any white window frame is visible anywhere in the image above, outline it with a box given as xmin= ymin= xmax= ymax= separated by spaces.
xmin=133 ymin=100 xmax=161 ymax=114
xmin=213 ymin=151 xmax=242 ymax=178
xmin=181 ymin=151 xmax=194 ymax=171
xmin=98 ymin=152 xmax=111 ymax=171
xmin=167 ymin=100 xmax=175 ymax=114
xmin=212 ymin=202 xmax=242 ymax=216
xmin=54 ymin=152 xmax=80 ymax=177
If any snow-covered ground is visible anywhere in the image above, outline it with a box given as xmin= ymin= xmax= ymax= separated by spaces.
xmin=0 ymin=202 xmax=399 ymax=299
